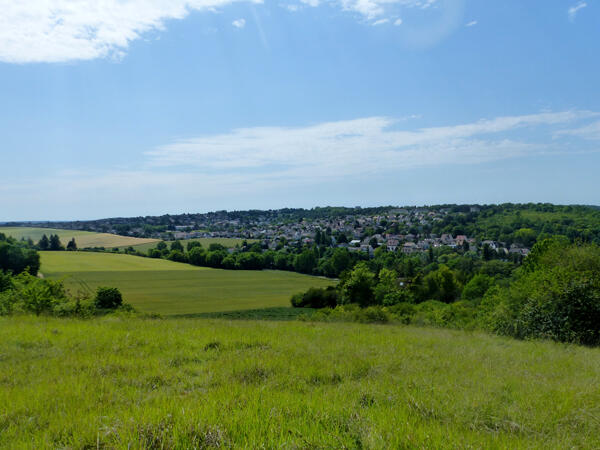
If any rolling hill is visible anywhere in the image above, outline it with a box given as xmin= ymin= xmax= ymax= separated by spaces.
xmin=40 ymin=251 xmax=335 ymax=315
xmin=0 ymin=227 xmax=158 ymax=249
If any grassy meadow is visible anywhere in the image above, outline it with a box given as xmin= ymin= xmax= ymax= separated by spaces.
xmin=0 ymin=227 xmax=158 ymax=249
xmin=1 ymin=316 xmax=599 ymax=448
xmin=40 ymin=251 xmax=334 ymax=315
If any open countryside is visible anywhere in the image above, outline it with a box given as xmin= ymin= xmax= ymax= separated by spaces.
xmin=0 ymin=227 xmax=158 ymax=249
xmin=2 ymin=1 xmax=600 ymax=448
xmin=40 ymin=251 xmax=335 ymax=315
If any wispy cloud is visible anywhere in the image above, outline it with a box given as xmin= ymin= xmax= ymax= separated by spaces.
xmin=568 ymin=1 xmax=587 ymax=21
xmin=145 ymin=110 xmax=598 ymax=179
xmin=232 ymin=18 xmax=246 ymax=28
xmin=556 ymin=120 xmax=600 ymax=140
xmin=394 ymin=18 xmax=403 ymax=26
xmin=4 ymin=110 xmax=599 ymax=220
xmin=372 ymin=18 xmax=389 ymax=26
xmin=335 ymin=0 xmax=440 ymax=20
xmin=465 ymin=20 xmax=477 ymax=27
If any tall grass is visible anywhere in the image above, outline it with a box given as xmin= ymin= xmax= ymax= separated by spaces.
xmin=1 ymin=316 xmax=599 ymax=448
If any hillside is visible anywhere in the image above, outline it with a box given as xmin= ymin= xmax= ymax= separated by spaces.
xmin=0 ymin=227 xmax=158 ymax=249
xmin=40 ymin=251 xmax=334 ymax=315
xmin=1 ymin=316 xmax=599 ymax=448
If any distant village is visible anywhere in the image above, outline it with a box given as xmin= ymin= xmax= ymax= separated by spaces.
xmin=30 ymin=206 xmax=531 ymax=258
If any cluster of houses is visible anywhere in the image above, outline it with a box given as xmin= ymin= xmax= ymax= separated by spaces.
xmin=163 ymin=211 xmax=531 ymax=258
xmin=340 ymin=234 xmax=530 ymax=257
xmin=138 ymin=209 xmax=530 ymax=258
xmin=19 ymin=206 xmax=531 ymax=258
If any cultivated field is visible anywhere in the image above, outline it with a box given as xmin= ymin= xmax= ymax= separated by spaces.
xmin=1 ymin=316 xmax=599 ymax=448
xmin=40 ymin=251 xmax=334 ymax=315
xmin=0 ymin=227 xmax=158 ymax=249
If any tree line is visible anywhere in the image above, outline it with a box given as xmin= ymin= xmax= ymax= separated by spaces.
xmin=291 ymin=237 xmax=600 ymax=346
xmin=36 ymin=234 xmax=77 ymax=251
xmin=0 ymin=233 xmax=127 ymax=317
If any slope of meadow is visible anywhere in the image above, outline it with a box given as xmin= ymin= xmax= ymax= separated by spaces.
xmin=0 ymin=227 xmax=158 ymax=249
xmin=1 ymin=316 xmax=599 ymax=448
xmin=40 ymin=251 xmax=334 ymax=315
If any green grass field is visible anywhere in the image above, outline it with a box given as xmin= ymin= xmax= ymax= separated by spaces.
xmin=1 ymin=316 xmax=599 ymax=448
xmin=40 ymin=252 xmax=334 ymax=315
xmin=125 ymin=237 xmax=258 ymax=253
xmin=0 ymin=227 xmax=158 ymax=249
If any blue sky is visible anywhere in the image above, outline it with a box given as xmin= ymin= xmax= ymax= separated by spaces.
xmin=0 ymin=0 xmax=599 ymax=221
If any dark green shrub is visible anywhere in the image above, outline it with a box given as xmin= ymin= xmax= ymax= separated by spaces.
xmin=147 ymin=248 xmax=162 ymax=258
xmin=339 ymin=263 xmax=376 ymax=307
xmin=0 ymin=241 xmax=40 ymax=275
xmin=188 ymin=247 xmax=207 ymax=266
xmin=291 ymin=286 xmax=338 ymax=308
xmin=516 ymin=272 xmax=600 ymax=345
xmin=167 ymin=250 xmax=187 ymax=263
xmin=95 ymin=287 xmax=123 ymax=309
xmin=480 ymin=241 xmax=600 ymax=345
xmin=0 ymin=271 xmax=12 ymax=292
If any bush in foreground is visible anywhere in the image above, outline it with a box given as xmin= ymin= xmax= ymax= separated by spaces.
xmin=0 ymin=272 xmax=131 ymax=317
xmin=95 ymin=286 xmax=124 ymax=309
xmin=480 ymin=239 xmax=600 ymax=345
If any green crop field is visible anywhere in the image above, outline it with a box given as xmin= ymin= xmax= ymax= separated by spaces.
xmin=1 ymin=316 xmax=599 ymax=448
xmin=40 ymin=252 xmax=334 ymax=315
xmin=125 ymin=237 xmax=258 ymax=253
xmin=0 ymin=227 xmax=158 ymax=249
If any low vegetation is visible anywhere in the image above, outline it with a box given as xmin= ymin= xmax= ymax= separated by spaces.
xmin=40 ymin=251 xmax=335 ymax=315
xmin=2 ymin=207 xmax=600 ymax=447
xmin=292 ymin=238 xmax=600 ymax=345
xmin=1 ymin=316 xmax=599 ymax=448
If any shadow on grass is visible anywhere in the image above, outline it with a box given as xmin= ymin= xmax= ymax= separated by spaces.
xmin=171 ymin=307 xmax=315 ymax=321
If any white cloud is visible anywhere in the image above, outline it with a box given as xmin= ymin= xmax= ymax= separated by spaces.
xmin=0 ymin=0 xmax=464 ymax=63
xmin=232 ymin=18 xmax=246 ymax=28
xmin=4 ymin=110 xmax=598 ymax=220
xmin=465 ymin=20 xmax=477 ymax=27
xmin=0 ymin=0 xmax=260 ymax=63
xmin=372 ymin=18 xmax=390 ymax=25
xmin=568 ymin=2 xmax=587 ymax=21
xmin=394 ymin=18 xmax=403 ymax=25
xmin=556 ymin=120 xmax=600 ymax=140
xmin=335 ymin=0 xmax=440 ymax=20
xmin=145 ymin=110 xmax=598 ymax=179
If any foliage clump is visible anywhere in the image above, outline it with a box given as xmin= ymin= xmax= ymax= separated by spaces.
xmin=293 ymin=236 xmax=600 ymax=345
xmin=95 ymin=286 xmax=124 ymax=309
xmin=480 ymin=238 xmax=600 ymax=345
